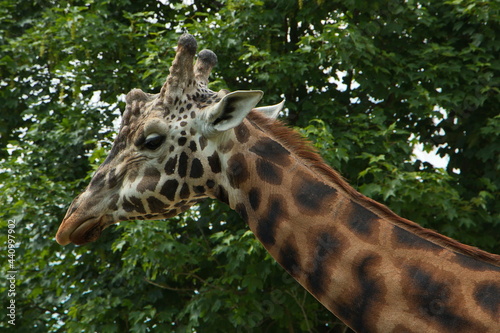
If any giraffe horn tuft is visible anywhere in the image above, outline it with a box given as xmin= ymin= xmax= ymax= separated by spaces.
xmin=195 ymin=49 xmax=218 ymax=85
xmin=160 ymin=33 xmax=198 ymax=105
xmin=177 ymin=33 xmax=198 ymax=55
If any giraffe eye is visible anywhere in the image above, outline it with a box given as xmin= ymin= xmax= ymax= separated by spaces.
xmin=144 ymin=133 xmax=165 ymax=150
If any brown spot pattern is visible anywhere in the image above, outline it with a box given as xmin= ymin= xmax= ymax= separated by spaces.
xmin=227 ymin=153 xmax=249 ymax=188
xmin=255 ymin=158 xmax=282 ymax=185
xmin=292 ymin=172 xmax=336 ymax=216
xmin=235 ymin=122 xmax=250 ymax=143
xmin=250 ymin=137 xmax=290 ymax=166
xmin=137 ymin=167 xmax=161 ymax=193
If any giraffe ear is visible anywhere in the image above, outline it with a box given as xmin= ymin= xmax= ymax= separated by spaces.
xmin=254 ymin=99 xmax=285 ymax=119
xmin=203 ymin=90 xmax=263 ymax=135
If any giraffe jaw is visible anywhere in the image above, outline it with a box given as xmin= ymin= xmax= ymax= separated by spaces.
xmin=56 ymin=216 xmax=107 ymax=246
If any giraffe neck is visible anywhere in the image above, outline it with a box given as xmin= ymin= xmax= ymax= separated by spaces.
xmin=209 ymin=111 xmax=500 ymax=333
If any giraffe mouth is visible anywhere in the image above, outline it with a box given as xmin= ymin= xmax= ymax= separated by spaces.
xmin=70 ymin=217 xmax=105 ymax=245
xmin=56 ymin=216 xmax=107 ymax=246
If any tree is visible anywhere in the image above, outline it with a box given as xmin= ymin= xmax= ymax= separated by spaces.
xmin=1 ymin=0 xmax=498 ymax=332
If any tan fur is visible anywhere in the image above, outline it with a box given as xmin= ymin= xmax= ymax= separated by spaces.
xmin=247 ymin=110 xmax=500 ymax=267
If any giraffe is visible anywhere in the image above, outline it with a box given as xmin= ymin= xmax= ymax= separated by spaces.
xmin=55 ymin=34 xmax=500 ymax=332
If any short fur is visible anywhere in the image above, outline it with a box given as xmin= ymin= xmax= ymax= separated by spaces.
xmin=247 ymin=110 xmax=500 ymax=267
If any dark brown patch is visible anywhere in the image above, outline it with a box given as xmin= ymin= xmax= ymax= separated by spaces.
xmin=474 ymin=282 xmax=500 ymax=317
xmin=189 ymin=140 xmax=197 ymax=152
xmin=348 ymin=201 xmax=379 ymax=236
xmin=336 ymin=254 xmax=384 ymax=332
xmin=227 ymin=153 xmax=249 ymax=188
xmin=122 ymin=197 xmax=134 ymax=212
xmin=279 ymin=238 xmax=301 ymax=277
xmin=255 ymin=158 xmax=282 ymax=185
xmin=123 ymin=196 xmax=146 ymax=214
xmin=193 ymin=185 xmax=205 ymax=194
xmin=256 ymin=195 xmax=286 ymax=247
xmin=214 ymin=185 xmax=229 ymax=205
xmin=235 ymin=203 xmax=248 ymax=224
xmin=307 ymin=232 xmax=343 ymax=295
xmin=218 ymin=139 xmax=234 ymax=153
xmin=454 ymin=253 xmax=500 ymax=272
xmin=164 ymin=156 xmax=178 ymax=175
xmin=189 ymin=158 xmax=204 ymax=178
xmin=180 ymin=183 xmax=190 ymax=199
xmin=147 ymin=196 xmax=165 ymax=213
xmin=137 ymin=167 xmax=161 ymax=193
xmin=199 ymin=136 xmax=208 ymax=150
xmin=178 ymin=152 xmax=189 ymax=177
xmin=178 ymin=137 xmax=187 ymax=146
xmin=130 ymin=196 xmax=146 ymax=214
xmin=393 ymin=226 xmax=444 ymax=251
xmin=208 ymin=151 xmax=222 ymax=174
xmin=160 ymin=179 xmax=179 ymax=201
xmin=235 ymin=122 xmax=250 ymax=143
xmin=250 ymin=137 xmax=290 ymax=166
xmin=248 ymin=187 xmax=261 ymax=211
xmin=404 ymin=266 xmax=476 ymax=332
xmin=292 ymin=172 xmax=337 ymax=215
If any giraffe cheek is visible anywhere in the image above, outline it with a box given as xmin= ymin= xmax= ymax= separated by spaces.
xmin=122 ymin=196 xmax=146 ymax=214
xmin=164 ymin=155 xmax=178 ymax=175
xmin=160 ymin=179 xmax=179 ymax=201
xmin=189 ymin=158 xmax=204 ymax=178
xmin=147 ymin=196 xmax=167 ymax=213
xmin=179 ymin=183 xmax=190 ymax=199
xmin=137 ymin=167 xmax=162 ymax=193
xmin=177 ymin=152 xmax=189 ymax=177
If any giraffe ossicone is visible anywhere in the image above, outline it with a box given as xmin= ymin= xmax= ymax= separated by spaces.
xmin=56 ymin=34 xmax=500 ymax=332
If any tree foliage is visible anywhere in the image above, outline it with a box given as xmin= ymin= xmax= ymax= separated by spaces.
xmin=1 ymin=0 xmax=498 ymax=332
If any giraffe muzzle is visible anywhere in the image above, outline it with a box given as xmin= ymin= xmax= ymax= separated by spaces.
xmin=55 ymin=216 xmax=105 ymax=246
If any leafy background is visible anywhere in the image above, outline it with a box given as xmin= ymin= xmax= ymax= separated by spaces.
xmin=1 ymin=0 xmax=499 ymax=332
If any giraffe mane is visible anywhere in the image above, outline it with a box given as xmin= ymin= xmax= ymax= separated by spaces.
xmin=247 ymin=110 xmax=500 ymax=267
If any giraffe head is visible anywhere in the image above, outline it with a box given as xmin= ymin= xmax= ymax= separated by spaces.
xmin=56 ymin=34 xmax=283 ymax=245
